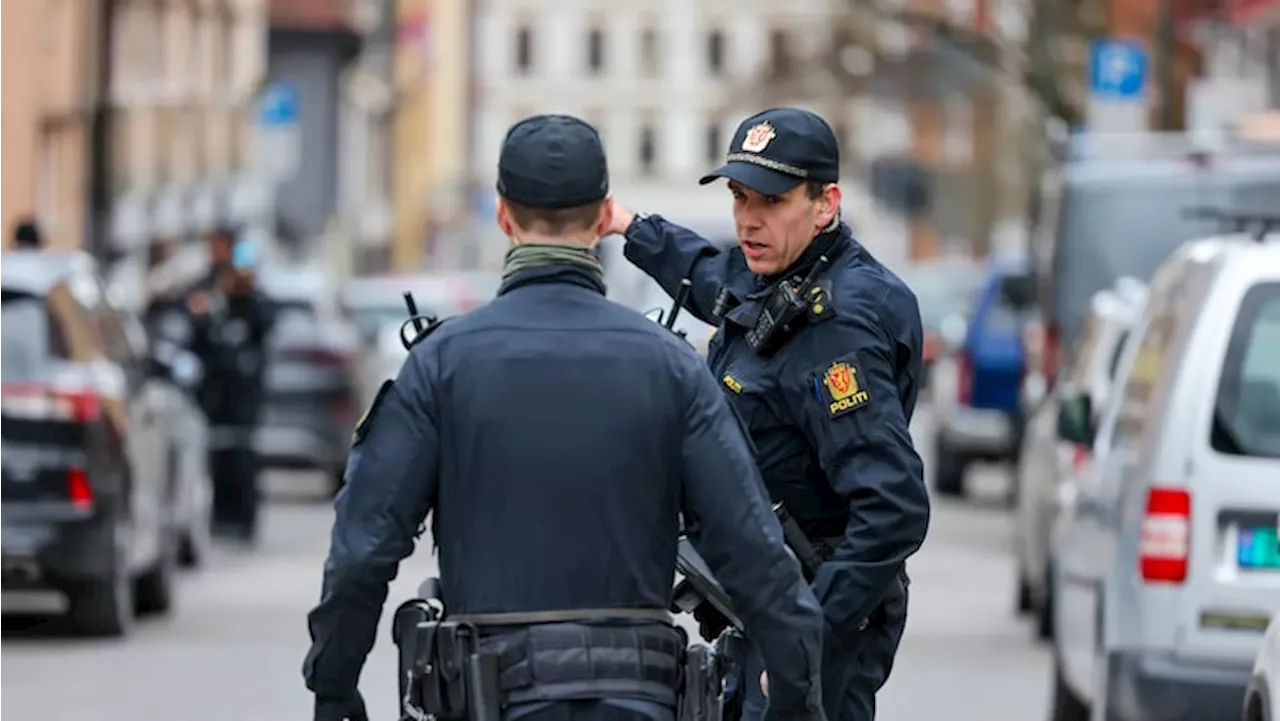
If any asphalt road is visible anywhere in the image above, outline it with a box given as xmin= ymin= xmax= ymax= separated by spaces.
xmin=2 ymin=414 xmax=1052 ymax=721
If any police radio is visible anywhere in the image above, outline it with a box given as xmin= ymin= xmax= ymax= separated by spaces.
xmin=745 ymin=255 xmax=829 ymax=356
xmin=650 ymin=278 xmax=693 ymax=343
xmin=400 ymin=291 xmax=443 ymax=351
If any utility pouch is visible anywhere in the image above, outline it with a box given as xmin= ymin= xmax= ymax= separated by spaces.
xmin=392 ymin=600 xmax=469 ymax=720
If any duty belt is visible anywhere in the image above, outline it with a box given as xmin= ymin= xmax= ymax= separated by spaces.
xmin=449 ymin=607 xmax=675 ymax=626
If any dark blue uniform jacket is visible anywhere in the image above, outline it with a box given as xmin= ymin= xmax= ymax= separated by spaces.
xmin=624 ymin=216 xmax=931 ymax=641
xmin=303 ymin=263 xmax=825 ymax=716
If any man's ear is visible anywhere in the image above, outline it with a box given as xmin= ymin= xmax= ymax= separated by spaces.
xmin=495 ymin=197 xmax=514 ymax=237
xmin=818 ymin=184 xmax=843 ymax=230
xmin=593 ymin=197 xmax=614 ymax=241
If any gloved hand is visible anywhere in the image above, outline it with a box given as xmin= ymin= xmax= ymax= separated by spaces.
xmin=314 ymin=691 xmax=368 ymax=721
xmin=692 ymin=600 xmax=731 ymax=641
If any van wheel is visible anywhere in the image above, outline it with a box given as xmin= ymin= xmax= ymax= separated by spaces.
xmin=135 ymin=532 xmax=177 ymax=616
xmin=933 ymin=438 xmax=968 ymax=497
xmin=67 ymin=564 xmax=134 ymax=638
xmin=1048 ymin=656 xmax=1088 ymax=721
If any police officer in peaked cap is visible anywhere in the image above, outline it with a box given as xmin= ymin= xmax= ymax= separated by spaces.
xmin=302 ymin=113 xmax=828 ymax=721
xmin=608 ymin=107 xmax=931 ymax=721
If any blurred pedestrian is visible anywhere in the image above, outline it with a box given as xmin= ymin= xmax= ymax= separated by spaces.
xmin=13 ymin=218 xmax=43 ymax=250
xmin=187 ymin=236 xmax=276 ymax=544
xmin=610 ymin=107 xmax=930 ymax=721
xmin=302 ymin=114 xmax=826 ymax=721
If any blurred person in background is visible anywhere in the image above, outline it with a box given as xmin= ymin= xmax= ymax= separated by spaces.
xmin=187 ymin=237 xmax=276 ymax=544
xmin=13 ymin=217 xmax=44 ymax=250
xmin=610 ymin=107 xmax=929 ymax=721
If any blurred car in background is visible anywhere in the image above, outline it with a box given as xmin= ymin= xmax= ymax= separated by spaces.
xmin=895 ymin=258 xmax=983 ymax=389
xmin=255 ymin=265 xmax=359 ymax=496
xmin=1013 ymin=280 xmax=1146 ymax=640
xmin=341 ymin=271 xmax=501 ymax=425
xmin=2 ymin=251 xmax=186 ymax=636
xmin=932 ymin=260 xmax=1037 ymax=498
xmin=1048 ymin=230 xmax=1280 ymax=721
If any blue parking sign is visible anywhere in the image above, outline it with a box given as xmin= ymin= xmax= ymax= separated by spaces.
xmin=1089 ymin=40 xmax=1148 ymax=100
xmin=259 ymin=82 xmax=299 ymax=128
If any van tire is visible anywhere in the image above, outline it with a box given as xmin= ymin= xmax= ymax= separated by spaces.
xmin=1049 ymin=656 xmax=1088 ymax=721
xmin=934 ymin=438 xmax=968 ymax=497
xmin=1015 ymin=573 xmax=1033 ymax=614
xmin=1035 ymin=572 xmax=1055 ymax=641
xmin=67 ymin=565 xmax=134 ymax=638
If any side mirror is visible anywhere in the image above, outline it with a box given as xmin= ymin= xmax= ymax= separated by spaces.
xmin=1057 ymin=394 xmax=1095 ymax=446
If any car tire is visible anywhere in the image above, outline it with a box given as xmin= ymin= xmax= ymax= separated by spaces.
xmin=933 ymin=437 xmax=968 ymax=497
xmin=135 ymin=531 xmax=177 ymax=616
xmin=1049 ymin=654 xmax=1089 ymax=721
xmin=67 ymin=562 xmax=134 ymax=638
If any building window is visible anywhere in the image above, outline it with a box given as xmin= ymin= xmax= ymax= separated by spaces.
xmin=706 ymin=29 xmax=725 ymax=75
xmin=705 ymin=121 xmax=723 ymax=163
xmin=515 ymin=25 xmax=533 ymax=73
xmin=586 ymin=27 xmax=605 ymax=73
xmin=639 ymin=27 xmax=659 ymax=76
xmin=639 ymin=125 xmax=657 ymax=176
xmin=769 ymin=28 xmax=794 ymax=78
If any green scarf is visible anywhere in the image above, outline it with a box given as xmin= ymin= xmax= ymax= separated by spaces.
xmin=502 ymin=243 xmax=605 ymax=284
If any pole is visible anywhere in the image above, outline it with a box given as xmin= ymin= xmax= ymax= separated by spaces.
xmin=1157 ymin=0 xmax=1179 ymax=130
xmin=87 ymin=0 xmax=117 ymax=259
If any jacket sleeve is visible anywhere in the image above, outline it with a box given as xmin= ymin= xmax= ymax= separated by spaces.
xmin=678 ymin=359 xmax=825 ymax=719
xmin=302 ymin=341 xmax=442 ymax=699
xmin=622 ymin=214 xmax=749 ymax=325
xmin=781 ymin=301 xmax=930 ymax=639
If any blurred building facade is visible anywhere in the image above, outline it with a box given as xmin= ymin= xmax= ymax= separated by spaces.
xmin=391 ymin=0 xmax=472 ymax=272
xmin=1 ymin=0 xmax=269 ymax=292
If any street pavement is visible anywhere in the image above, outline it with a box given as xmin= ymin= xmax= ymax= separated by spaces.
xmin=2 ymin=413 xmax=1052 ymax=721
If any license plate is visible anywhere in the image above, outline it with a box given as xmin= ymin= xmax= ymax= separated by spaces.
xmin=1237 ymin=527 xmax=1280 ymax=570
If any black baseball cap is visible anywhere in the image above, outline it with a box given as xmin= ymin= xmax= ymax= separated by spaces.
xmin=699 ymin=107 xmax=840 ymax=196
xmin=497 ymin=114 xmax=609 ymax=209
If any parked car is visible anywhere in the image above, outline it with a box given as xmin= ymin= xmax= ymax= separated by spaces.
xmin=1 ymin=251 xmax=185 ymax=636
xmin=1048 ymin=228 xmax=1280 ymax=721
xmin=341 ymin=271 xmax=500 ymax=421
xmin=1025 ymin=139 xmax=1280 ymax=388
xmin=1244 ymin=614 xmax=1280 ymax=721
xmin=1013 ymin=281 xmax=1146 ymax=640
xmin=895 ymin=258 xmax=984 ymax=390
xmin=254 ymin=266 xmax=359 ymax=495
xmin=931 ymin=260 xmax=1037 ymax=497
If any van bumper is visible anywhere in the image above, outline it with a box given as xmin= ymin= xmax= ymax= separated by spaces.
xmin=1105 ymin=650 xmax=1252 ymax=721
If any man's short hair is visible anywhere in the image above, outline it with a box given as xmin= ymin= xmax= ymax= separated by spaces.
xmin=503 ymin=198 xmax=604 ymax=235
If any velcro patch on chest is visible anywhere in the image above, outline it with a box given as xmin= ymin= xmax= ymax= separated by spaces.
xmin=813 ymin=358 xmax=870 ymax=418
xmin=721 ymin=373 xmax=744 ymax=394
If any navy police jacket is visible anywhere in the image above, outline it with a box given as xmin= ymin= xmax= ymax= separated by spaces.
xmin=302 ymin=263 xmax=825 ymax=715
xmin=624 ymin=216 xmax=931 ymax=639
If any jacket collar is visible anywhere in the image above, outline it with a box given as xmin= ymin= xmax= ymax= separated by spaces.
xmin=497 ymin=263 xmax=606 ymax=297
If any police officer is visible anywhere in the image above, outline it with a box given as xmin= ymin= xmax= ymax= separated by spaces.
xmin=302 ymin=114 xmax=828 ymax=721
xmin=187 ymin=238 xmax=275 ymax=543
xmin=608 ymin=107 xmax=931 ymax=721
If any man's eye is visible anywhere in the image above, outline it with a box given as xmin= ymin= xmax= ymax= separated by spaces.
xmin=765 ymin=196 xmax=784 ymax=205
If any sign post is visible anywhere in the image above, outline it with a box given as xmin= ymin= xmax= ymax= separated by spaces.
xmin=1086 ymin=39 xmax=1150 ymax=133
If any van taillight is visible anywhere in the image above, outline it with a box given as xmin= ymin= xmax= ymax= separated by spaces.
xmin=1139 ymin=486 xmax=1191 ymax=584
xmin=957 ymin=351 xmax=973 ymax=405
xmin=0 ymin=384 xmax=102 ymax=423
xmin=67 ymin=468 xmax=94 ymax=509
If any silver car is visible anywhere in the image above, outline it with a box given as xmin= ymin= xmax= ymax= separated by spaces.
xmin=1013 ymin=281 xmax=1146 ymax=640
xmin=1048 ymin=229 xmax=1280 ymax=721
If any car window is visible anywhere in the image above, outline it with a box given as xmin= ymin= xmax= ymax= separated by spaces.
xmin=1211 ymin=282 xmax=1280 ymax=458
xmin=1 ymin=291 xmax=66 ymax=378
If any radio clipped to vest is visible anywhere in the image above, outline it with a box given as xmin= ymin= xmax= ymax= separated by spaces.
xmin=745 ymin=256 xmax=829 ymax=356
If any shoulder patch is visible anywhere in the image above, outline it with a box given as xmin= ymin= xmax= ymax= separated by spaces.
xmin=812 ymin=358 xmax=870 ymax=418
xmin=353 ymin=380 xmax=395 ymax=445
xmin=806 ymin=279 xmax=835 ymax=323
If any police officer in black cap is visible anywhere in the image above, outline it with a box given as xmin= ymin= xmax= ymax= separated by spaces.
xmin=608 ymin=107 xmax=931 ymax=721
xmin=302 ymin=113 xmax=828 ymax=721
